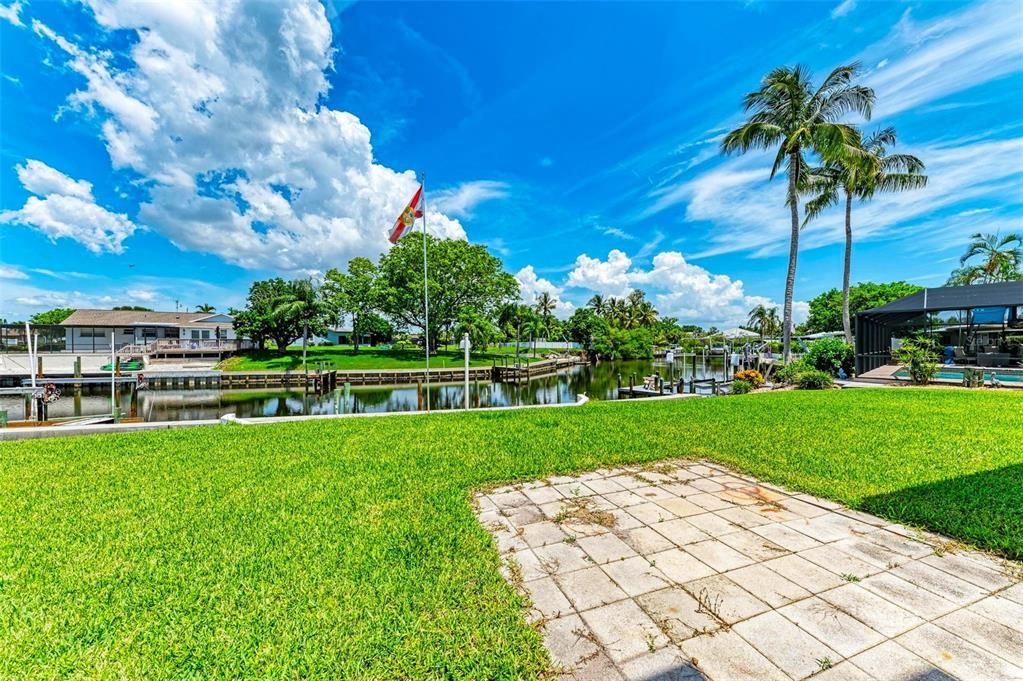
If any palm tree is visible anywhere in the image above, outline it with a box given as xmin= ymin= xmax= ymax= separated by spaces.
xmin=765 ymin=307 xmax=781 ymax=338
xmin=947 ymin=232 xmax=1023 ymax=285
xmin=274 ymin=279 xmax=327 ymax=372
xmin=498 ymin=303 xmax=532 ymax=362
xmin=722 ymin=63 xmax=874 ymax=361
xmin=523 ymin=315 xmax=546 ymax=358
xmin=804 ymin=127 xmax=927 ymax=343
xmin=747 ymin=304 xmax=770 ymax=339
xmin=587 ymin=294 xmax=606 ymax=316
xmin=606 ymin=297 xmax=626 ymax=327
xmin=535 ymin=291 xmax=556 ymax=321
xmin=196 ymin=303 xmax=216 ymax=313
xmin=636 ymin=301 xmax=658 ymax=328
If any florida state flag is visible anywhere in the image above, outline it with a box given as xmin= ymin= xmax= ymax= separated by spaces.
xmin=388 ymin=185 xmax=424 ymax=243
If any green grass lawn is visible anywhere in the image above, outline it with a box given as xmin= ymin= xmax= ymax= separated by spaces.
xmin=218 ymin=343 xmax=548 ymax=371
xmin=1 ymin=389 xmax=1020 ymax=678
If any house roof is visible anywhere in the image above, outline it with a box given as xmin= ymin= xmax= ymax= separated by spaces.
xmin=861 ymin=281 xmax=1023 ymax=316
xmin=61 ymin=309 xmax=233 ymax=327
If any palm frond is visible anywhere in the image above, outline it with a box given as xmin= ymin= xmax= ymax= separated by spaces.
xmin=802 ymin=183 xmax=840 ymax=226
xmin=721 ymin=121 xmax=784 ymax=154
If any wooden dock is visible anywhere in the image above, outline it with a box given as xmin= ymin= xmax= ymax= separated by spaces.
xmin=133 ymin=356 xmax=587 ymax=391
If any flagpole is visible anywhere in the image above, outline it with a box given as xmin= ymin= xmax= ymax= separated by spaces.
xmin=421 ymin=174 xmax=431 ymax=411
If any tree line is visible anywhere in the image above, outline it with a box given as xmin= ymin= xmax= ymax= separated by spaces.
xmin=229 ymin=232 xmax=726 ymax=362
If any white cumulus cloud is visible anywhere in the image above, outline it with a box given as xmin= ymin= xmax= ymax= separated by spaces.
xmin=1 ymin=159 xmax=138 ymax=253
xmin=515 ymin=265 xmax=575 ymax=318
xmin=28 ymin=0 xmax=466 ymax=271
xmin=563 ymin=248 xmax=806 ymax=328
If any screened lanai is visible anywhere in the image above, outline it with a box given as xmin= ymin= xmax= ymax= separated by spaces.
xmin=854 ymin=281 xmax=1023 ymax=374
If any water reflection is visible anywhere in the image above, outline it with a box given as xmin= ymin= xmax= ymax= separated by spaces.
xmin=1 ymin=357 xmax=729 ymax=422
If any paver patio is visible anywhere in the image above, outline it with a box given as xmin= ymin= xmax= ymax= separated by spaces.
xmin=475 ymin=460 xmax=1023 ymax=681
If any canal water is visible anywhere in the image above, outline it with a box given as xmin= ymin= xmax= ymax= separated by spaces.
xmin=4 ymin=357 xmax=729 ymax=422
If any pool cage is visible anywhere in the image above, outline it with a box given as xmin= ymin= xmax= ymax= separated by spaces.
xmin=854 ymin=281 xmax=1023 ymax=375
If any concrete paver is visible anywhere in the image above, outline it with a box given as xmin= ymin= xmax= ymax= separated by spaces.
xmin=476 ymin=459 xmax=1023 ymax=680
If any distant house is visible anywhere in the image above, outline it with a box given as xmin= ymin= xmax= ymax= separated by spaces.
xmin=59 ymin=309 xmax=237 ymax=352
xmin=324 ymin=327 xmax=376 ymax=346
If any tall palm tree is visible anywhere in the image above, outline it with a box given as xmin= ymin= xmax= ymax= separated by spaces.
xmin=274 ymin=279 xmax=327 ymax=372
xmin=804 ymin=127 xmax=927 ymax=343
xmin=587 ymin=294 xmax=606 ymax=316
xmin=722 ymin=63 xmax=873 ymax=361
xmin=196 ymin=303 xmax=216 ymax=313
xmin=524 ymin=315 xmax=546 ymax=358
xmin=747 ymin=304 xmax=770 ymax=339
xmin=765 ymin=307 xmax=781 ymax=338
xmin=535 ymin=291 xmax=556 ymax=321
xmin=947 ymin=232 xmax=1023 ymax=285
xmin=498 ymin=302 xmax=532 ymax=361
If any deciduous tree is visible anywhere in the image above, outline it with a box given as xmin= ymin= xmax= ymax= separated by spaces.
xmin=376 ymin=234 xmax=519 ymax=351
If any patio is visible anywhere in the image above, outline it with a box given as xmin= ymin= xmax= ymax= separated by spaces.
xmin=477 ymin=460 xmax=1023 ymax=681
xmin=855 ymin=281 xmax=1023 ymax=374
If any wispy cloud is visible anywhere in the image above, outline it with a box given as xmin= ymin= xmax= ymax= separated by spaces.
xmin=860 ymin=3 xmax=1023 ymax=119
xmin=663 ymin=136 xmax=1022 ymax=259
xmin=831 ymin=0 xmax=856 ymax=19
xmin=0 ymin=265 xmax=28 ymax=280
xmin=599 ymin=225 xmax=634 ymax=240
xmin=431 ymin=180 xmax=510 ymax=218
xmin=29 ymin=268 xmax=98 ymax=281
xmin=0 ymin=1 xmax=23 ymax=27
xmin=634 ymin=231 xmax=665 ymax=261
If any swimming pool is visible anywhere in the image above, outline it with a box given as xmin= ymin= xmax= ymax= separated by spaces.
xmin=893 ymin=367 xmax=1023 ymax=383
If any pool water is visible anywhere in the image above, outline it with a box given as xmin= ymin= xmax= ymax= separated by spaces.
xmin=894 ymin=368 xmax=1023 ymax=383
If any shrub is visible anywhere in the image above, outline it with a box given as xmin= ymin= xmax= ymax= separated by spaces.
xmin=796 ymin=369 xmax=834 ymax=390
xmin=804 ymin=337 xmax=854 ymax=376
xmin=775 ymin=359 xmax=809 ymax=385
xmin=730 ymin=379 xmax=754 ymax=395
xmin=894 ymin=336 xmax=939 ymax=385
xmin=733 ymin=369 xmax=764 ymax=389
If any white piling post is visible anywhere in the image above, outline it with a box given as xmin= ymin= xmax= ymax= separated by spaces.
xmin=462 ymin=332 xmax=471 ymax=410
xmin=111 ymin=331 xmax=116 ymax=416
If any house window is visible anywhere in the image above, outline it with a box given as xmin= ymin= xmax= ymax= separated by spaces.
xmin=202 ymin=330 xmax=211 ymax=339
xmin=191 ymin=330 xmax=200 ymax=340
xmin=123 ymin=329 xmax=134 ymax=335
xmin=79 ymin=328 xmax=105 ymax=338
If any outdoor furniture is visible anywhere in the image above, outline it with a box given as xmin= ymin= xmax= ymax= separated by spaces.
xmin=953 ymin=347 xmax=973 ymax=365
xmin=977 ymin=352 xmax=1011 ymax=367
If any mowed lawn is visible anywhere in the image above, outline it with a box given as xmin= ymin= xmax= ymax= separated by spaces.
xmin=1 ymin=389 xmax=1021 ymax=678
xmin=218 ymin=344 xmax=545 ymax=371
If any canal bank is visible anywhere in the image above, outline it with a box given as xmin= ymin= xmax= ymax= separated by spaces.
xmin=0 ymin=357 xmax=729 ymax=428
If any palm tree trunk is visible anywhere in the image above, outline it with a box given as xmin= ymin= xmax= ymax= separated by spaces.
xmin=782 ymin=155 xmax=800 ymax=362
xmin=302 ymin=320 xmax=308 ymax=373
xmin=842 ymin=191 xmax=853 ymax=346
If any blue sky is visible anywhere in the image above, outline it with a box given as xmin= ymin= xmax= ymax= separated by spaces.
xmin=1 ymin=0 xmax=1021 ymax=326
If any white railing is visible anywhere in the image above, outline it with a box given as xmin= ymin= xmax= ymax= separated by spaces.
xmin=148 ymin=338 xmax=253 ymax=352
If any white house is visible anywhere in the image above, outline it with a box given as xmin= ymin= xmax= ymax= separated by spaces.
xmin=60 ymin=309 xmax=236 ymax=352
